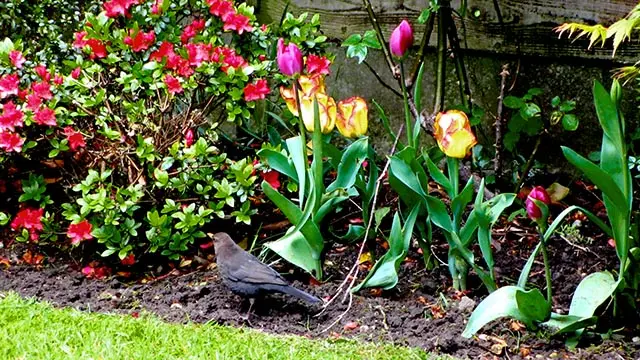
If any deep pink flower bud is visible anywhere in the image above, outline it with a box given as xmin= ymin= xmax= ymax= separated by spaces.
xmin=526 ymin=186 xmax=551 ymax=221
xmin=389 ymin=20 xmax=414 ymax=57
xmin=185 ymin=129 xmax=194 ymax=147
xmin=276 ymin=38 xmax=303 ymax=76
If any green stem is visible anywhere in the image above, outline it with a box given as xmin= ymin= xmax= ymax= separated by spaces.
xmin=447 ymin=157 xmax=459 ymax=198
xmin=445 ymin=8 xmax=472 ymax=111
xmin=311 ymin=97 xmax=324 ymax=212
xmin=399 ymin=62 xmax=413 ymax=148
xmin=541 ymin=240 xmax=553 ymax=305
xmin=293 ymin=82 xmax=308 ymax=205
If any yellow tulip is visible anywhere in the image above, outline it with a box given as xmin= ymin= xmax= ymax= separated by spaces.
xmin=279 ymin=74 xmax=326 ymax=116
xmin=300 ymin=92 xmax=336 ymax=134
xmin=434 ymin=110 xmax=477 ymax=158
xmin=336 ymin=97 xmax=368 ymax=138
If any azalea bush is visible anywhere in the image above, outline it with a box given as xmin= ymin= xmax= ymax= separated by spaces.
xmin=0 ymin=0 xmax=331 ymax=262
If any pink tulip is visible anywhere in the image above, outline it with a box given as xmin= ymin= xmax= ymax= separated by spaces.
xmin=526 ymin=186 xmax=551 ymax=221
xmin=389 ymin=20 xmax=414 ymax=57
xmin=276 ymin=38 xmax=303 ymax=76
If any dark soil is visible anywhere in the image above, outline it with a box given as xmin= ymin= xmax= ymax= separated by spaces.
xmin=1 ymin=214 xmax=638 ymax=360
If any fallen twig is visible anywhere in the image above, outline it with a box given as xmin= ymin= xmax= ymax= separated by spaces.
xmin=317 ymin=124 xmax=404 ymax=333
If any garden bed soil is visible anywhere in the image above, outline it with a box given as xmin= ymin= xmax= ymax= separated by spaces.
xmin=1 ymin=218 xmax=638 ymax=360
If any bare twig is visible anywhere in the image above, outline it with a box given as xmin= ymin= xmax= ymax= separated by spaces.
xmin=362 ymin=60 xmax=403 ymax=98
xmin=446 ymin=7 xmax=472 ymax=111
xmin=514 ymin=133 xmax=543 ymax=192
xmin=408 ymin=12 xmax=436 ymax=88
xmin=434 ymin=3 xmax=449 ymax=114
xmin=361 ymin=0 xmax=396 ymax=77
xmin=317 ymin=124 xmax=405 ymax=333
xmin=494 ymin=64 xmax=510 ymax=184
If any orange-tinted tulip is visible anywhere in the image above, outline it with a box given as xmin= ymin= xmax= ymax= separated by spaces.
xmin=434 ymin=110 xmax=477 ymax=158
xmin=300 ymin=92 xmax=336 ymax=134
xmin=279 ymin=74 xmax=326 ymax=115
xmin=336 ymin=97 xmax=368 ymax=138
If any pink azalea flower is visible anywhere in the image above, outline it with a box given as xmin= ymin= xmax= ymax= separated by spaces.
xmin=243 ymin=79 xmax=270 ymax=102
xmin=9 ymin=51 xmax=26 ymax=69
xmin=0 ymin=74 xmax=19 ymax=99
xmin=33 ymin=107 xmax=56 ymax=126
xmin=63 ymin=127 xmax=86 ymax=151
xmin=67 ymin=219 xmax=93 ymax=245
xmin=164 ymin=74 xmax=183 ymax=95
xmin=0 ymin=131 xmax=25 ymax=152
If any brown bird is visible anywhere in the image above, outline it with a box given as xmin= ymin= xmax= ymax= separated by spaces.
xmin=210 ymin=232 xmax=321 ymax=316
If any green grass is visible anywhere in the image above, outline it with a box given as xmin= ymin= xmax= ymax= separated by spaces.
xmin=0 ymin=292 xmax=449 ymax=360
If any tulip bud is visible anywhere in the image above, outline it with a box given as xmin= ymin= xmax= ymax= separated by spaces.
xmin=434 ymin=110 xmax=477 ymax=158
xmin=526 ymin=186 xmax=551 ymax=221
xmin=277 ymin=38 xmax=303 ymax=77
xmin=610 ymin=79 xmax=622 ymax=106
xmin=389 ymin=20 xmax=414 ymax=57
xmin=336 ymin=97 xmax=368 ymax=138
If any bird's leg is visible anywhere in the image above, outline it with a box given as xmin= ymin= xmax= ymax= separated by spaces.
xmin=241 ymin=298 xmax=255 ymax=325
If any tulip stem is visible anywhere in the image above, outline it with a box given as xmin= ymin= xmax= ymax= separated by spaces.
xmin=362 ymin=0 xmax=395 ymax=75
xmin=447 ymin=157 xmax=459 ymax=199
xmin=293 ymin=82 xmax=309 ymax=206
xmin=399 ymin=62 xmax=414 ymax=148
xmin=540 ymin=239 xmax=553 ymax=305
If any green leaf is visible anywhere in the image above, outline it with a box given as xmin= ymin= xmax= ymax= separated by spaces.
xmin=561 ymin=147 xmax=628 ymax=216
xmin=362 ymin=30 xmax=381 ymax=49
xmin=543 ymin=313 xmax=597 ymax=335
xmin=462 ymin=286 xmax=550 ymax=338
xmin=257 ymin=149 xmax=298 ymax=182
xmin=562 ymin=114 xmax=579 ymax=131
xmin=569 ymin=271 xmax=617 ymax=318
xmin=353 ymin=206 xmax=419 ymax=292
xmin=520 ymin=103 xmax=541 ymax=119
xmin=265 ymin=230 xmax=322 ymax=279
xmin=374 ymin=207 xmax=390 ymax=231
xmin=424 ymin=156 xmax=452 ymax=194
xmin=342 ymin=34 xmax=362 ymax=46
xmin=327 ymin=137 xmax=368 ymax=191
xmin=286 ymin=136 xmax=307 ymax=206
xmin=503 ymin=96 xmax=524 ymax=109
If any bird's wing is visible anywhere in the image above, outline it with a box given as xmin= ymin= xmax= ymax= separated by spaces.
xmin=228 ymin=255 xmax=289 ymax=286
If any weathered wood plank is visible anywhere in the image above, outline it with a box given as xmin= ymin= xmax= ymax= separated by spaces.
xmin=253 ymin=0 xmax=640 ymax=60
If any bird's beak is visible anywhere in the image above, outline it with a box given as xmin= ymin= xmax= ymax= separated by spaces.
xmin=206 ymin=232 xmax=216 ymax=241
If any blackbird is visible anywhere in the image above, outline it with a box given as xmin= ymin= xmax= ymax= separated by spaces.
xmin=210 ymin=232 xmax=321 ymax=314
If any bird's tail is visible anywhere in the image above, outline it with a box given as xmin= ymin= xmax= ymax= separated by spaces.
xmin=279 ymin=285 xmax=322 ymax=304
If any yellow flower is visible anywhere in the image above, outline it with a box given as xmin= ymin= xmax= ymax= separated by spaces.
xmin=336 ymin=97 xmax=368 ymax=138
xmin=279 ymin=74 xmax=326 ymax=116
xmin=434 ymin=110 xmax=477 ymax=158
xmin=300 ymin=92 xmax=336 ymax=134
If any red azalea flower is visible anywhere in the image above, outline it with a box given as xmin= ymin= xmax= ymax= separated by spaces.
xmin=124 ymin=30 xmax=155 ymax=52
xmin=260 ymin=170 xmax=280 ymax=189
xmin=175 ymin=59 xmax=194 ymax=77
xmin=306 ymin=54 xmax=331 ymax=75
xmin=25 ymin=94 xmax=42 ymax=112
xmin=71 ymin=67 xmax=82 ymax=79
xmin=34 ymin=65 xmax=51 ymax=82
xmin=0 ymin=101 xmax=24 ymax=131
xmin=244 ymin=79 xmax=270 ymax=102
xmin=212 ymin=46 xmax=247 ymax=73
xmin=87 ymin=39 xmax=107 ymax=59
xmin=184 ymin=128 xmax=194 ymax=147
xmin=150 ymin=41 xmax=175 ymax=62
xmin=223 ymin=13 xmax=253 ymax=34
xmin=104 ymin=0 xmax=138 ymax=18
xmin=0 ymin=74 xmax=19 ymax=99
xmin=185 ymin=43 xmax=212 ymax=67
xmin=33 ymin=107 xmax=56 ymax=126
xmin=180 ymin=18 xmax=206 ymax=43
xmin=164 ymin=74 xmax=183 ymax=95
xmin=82 ymin=263 xmax=110 ymax=279
xmin=208 ymin=0 xmax=234 ymax=20
xmin=31 ymin=82 xmax=52 ymax=100
xmin=63 ymin=127 xmax=86 ymax=151
xmin=0 ymin=131 xmax=24 ymax=152
xmin=9 ymin=51 xmax=26 ymax=69
xmin=67 ymin=219 xmax=93 ymax=245
xmin=17 ymin=89 xmax=28 ymax=100
xmin=73 ymin=31 xmax=88 ymax=48
xmin=10 ymin=208 xmax=44 ymax=232
xmin=121 ymin=254 xmax=135 ymax=266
